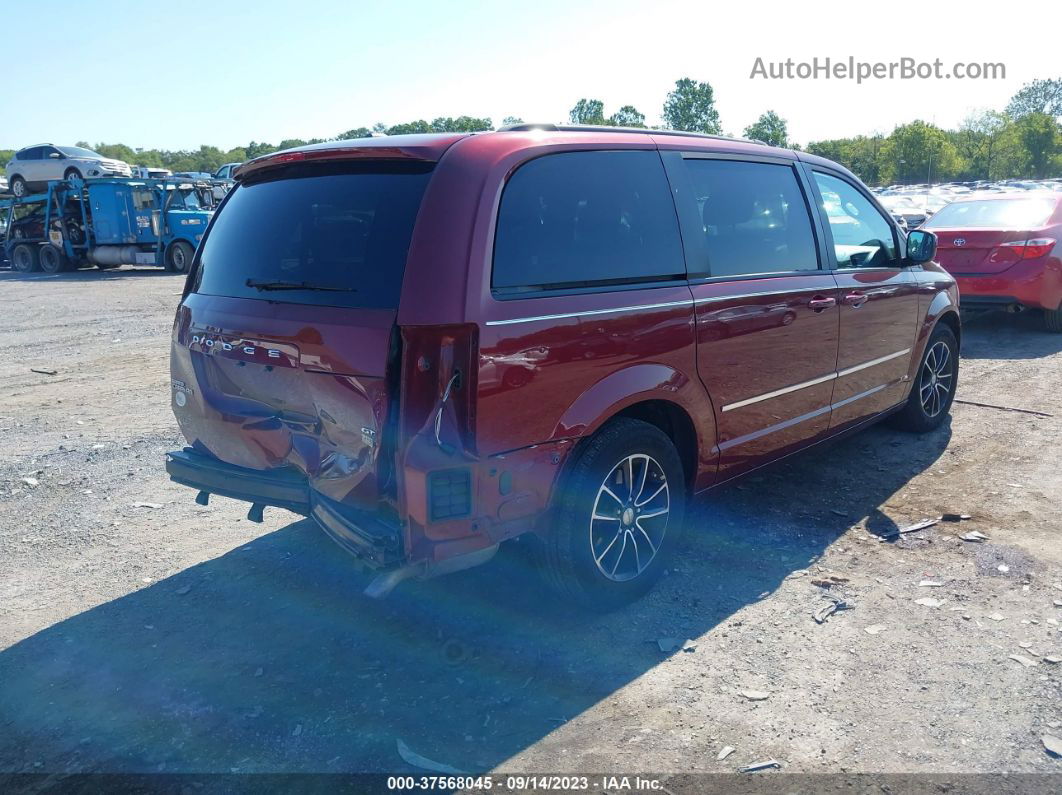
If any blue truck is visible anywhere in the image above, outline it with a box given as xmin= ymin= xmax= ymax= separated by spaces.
xmin=1 ymin=176 xmax=215 ymax=274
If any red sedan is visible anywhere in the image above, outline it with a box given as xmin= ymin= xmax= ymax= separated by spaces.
xmin=925 ymin=193 xmax=1062 ymax=331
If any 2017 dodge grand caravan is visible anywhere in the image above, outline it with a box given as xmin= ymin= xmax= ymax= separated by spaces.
xmin=167 ymin=125 xmax=959 ymax=609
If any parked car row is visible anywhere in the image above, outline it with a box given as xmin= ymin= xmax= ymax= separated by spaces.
xmin=870 ymin=178 xmax=1062 ymax=230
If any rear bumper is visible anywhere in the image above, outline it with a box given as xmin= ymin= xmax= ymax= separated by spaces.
xmin=954 ymin=258 xmax=1062 ymax=311
xmin=166 ymin=448 xmax=310 ymax=514
xmin=165 ymin=448 xmax=402 ymax=567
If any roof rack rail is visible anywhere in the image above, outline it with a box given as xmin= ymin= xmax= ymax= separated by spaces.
xmin=496 ymin=123 xmax=767 ymax=146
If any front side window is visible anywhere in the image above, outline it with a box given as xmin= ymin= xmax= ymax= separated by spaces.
xmin=679 ymin=158 xmax=819 ymax=277
xmin=814 ymin=172 xmax=898 ymax=269
xmin=492 ymin=150 xmax=685 ymax=291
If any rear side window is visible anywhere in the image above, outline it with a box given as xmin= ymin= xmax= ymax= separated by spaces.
xmin=492 ymin=150 xmax=685 ymax=291
xmin=678 ymin=158 xmax=819 ymax=277
xmin=194 ymin=161 xmax=432 ymax=309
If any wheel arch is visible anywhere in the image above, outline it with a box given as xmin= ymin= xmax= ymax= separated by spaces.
xmin=613 ymin=400 xmax=698 ymax=490
xmin=935 ymin=308 xmax=961 ymax=349
xmin=551 ymin=363 xmax=716 ymax=491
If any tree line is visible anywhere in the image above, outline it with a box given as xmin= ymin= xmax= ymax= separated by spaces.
xmin=2 ymin=77 xmax=1058 ymax=185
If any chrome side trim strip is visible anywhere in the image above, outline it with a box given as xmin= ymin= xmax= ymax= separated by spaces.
xmin=693 ymin=285 xmax=828 ymax=304
xmin=483 ymin=299 xmax=694 ymax=326
xmin=836 ymin=348 xmax=910 ymax=377
xmin=715 ymin=380 xmax=897 ymax=453
xmin=722 ymin=372 xmax=838 ymax=412
xmin=721 ymin=348 xmax=912 ymax=412
xmin=717 ymin=403 xmax=832 ymax=451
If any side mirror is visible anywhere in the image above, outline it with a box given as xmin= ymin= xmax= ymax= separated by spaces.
xmin=906 ymin=229 xmax=936 ymax=264
xmin=49 ymin=152 xmax=61 ymax=159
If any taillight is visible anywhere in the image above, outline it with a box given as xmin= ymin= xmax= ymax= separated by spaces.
xmin=997 ymin=238 xmax=1056 ymax=259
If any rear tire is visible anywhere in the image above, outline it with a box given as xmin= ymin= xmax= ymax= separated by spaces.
xmin=10 ymin=176 xmax=27 ymax=197
xmin=38 ymin=244 xmax=68 ymax=274
xmin=11 ymin=243 xmax=38 ymax=272
xmin=165 ymin=240 xmax=194 ymax=273
xmin=538 ymin=418 xmax=686 ymax=611
xmin=1044 ymin=304 xmax=1062 ymax=333
xmin=890 ymin=324 xmax=959 ymax=432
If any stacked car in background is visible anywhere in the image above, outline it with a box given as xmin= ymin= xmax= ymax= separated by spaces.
xmin=1 ymin=144 xmax=242 ymax=272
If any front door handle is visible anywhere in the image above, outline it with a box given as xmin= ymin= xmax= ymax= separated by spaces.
xmin=808 ymin=295 xmax=837 ymax=312
xmin=843 ymin=291 xmax=869 ymax=308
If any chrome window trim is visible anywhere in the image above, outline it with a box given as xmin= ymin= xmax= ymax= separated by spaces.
xmin=486 ymin=284 xmax=840 ymax=326
xmin=721 ymin=348 xmax=911 ymax=412
xmin=694 ymin=285 xmax=828 ymax=305
xmin=483 ymin=299 xmax=694 ymax=326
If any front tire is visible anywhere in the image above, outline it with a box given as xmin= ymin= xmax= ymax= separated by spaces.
xmin=890 ymin=325 xmax=959 ymax=432
xmin=165 ymin=240 xmax=194 ymax=273
xmin=11 ymin=243 xmax=39 ymax=272
xmin=539 ymin=418 xmax=686 ymax=611
xmin=63 ymin=168 xmax=83 ymax=182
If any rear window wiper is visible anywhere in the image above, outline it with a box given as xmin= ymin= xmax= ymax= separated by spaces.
xmin=245 ymin=279 xmax=357 ymax=293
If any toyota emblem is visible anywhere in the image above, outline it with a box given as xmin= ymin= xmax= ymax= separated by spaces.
xmin=953 ymin=238 xmax=966 ymax=246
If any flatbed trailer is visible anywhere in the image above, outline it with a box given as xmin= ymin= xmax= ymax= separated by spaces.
xmin=1 ymin=176 xmax=215 ymax=274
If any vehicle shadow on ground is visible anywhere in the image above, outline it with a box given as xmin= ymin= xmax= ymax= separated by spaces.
xmin=0 ymin=423 xmax=950 ymax=774
xmin=0 ymin=267 xmax=182 ymax=283
xmin=960 ymin=310 xmax=1062 ymax=360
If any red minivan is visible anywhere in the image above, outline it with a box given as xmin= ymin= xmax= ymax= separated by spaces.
xmin=923 ymin=192 xmax=1062 ymax=331
xmin=167 ymin=125 xmax=960 ymax=609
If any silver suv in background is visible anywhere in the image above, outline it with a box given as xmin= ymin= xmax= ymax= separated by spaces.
xmin=5 ymin=144 xmax=132 ymax=196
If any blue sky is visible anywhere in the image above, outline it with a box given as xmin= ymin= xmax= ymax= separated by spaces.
xmin=3 ymin=0 xmax=1054 ymax=151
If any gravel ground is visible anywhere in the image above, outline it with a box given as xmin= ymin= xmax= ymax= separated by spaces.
xmin=0 ymin=266 xmax=1060 ymax=779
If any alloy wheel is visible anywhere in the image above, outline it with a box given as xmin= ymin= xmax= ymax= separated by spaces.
xmin=589 ymin=453 xmax=670 ymax=582
xmin=919 ymin=340 xmax=953 ymax=418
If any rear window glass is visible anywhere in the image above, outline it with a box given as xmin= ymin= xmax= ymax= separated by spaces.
xmin=926 ymin=198 xmax=1057 ymax=229
xmin=194 ymin=161 xmax=432 ymax=309
xmin=492 ymin=150 xmax=685 ymax=291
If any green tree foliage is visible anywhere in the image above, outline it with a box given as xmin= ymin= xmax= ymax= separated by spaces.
xmin=662 ymin=77 xmax=721 ymax=134
xmin=568 ymin=100 xmax=645 ymax=127
xmin=337 ymin=128 xmax=373 ymax=139
xmin=569 ymin=99 xmax=607 ymax=125
xmin=879 ymin=121 xmax=962 ymax=184
xmin=951 ymin=111 xmax=1019 ymax=181
xmin=805 ymin=136 xmax=885 ymax=184
xmin=742 ymin=110 xmax=788 ymax=147
xmin=1006 ymin=78 xmax=1062 ymax=119
xmin=1014 ymin=112 xmax=1062 ymax=178
xmin=608 ymin=105 xmax=646 ymax=128
xmin=429 ymin=116 xmax=492 ymax=133
xmin=501 ymin=116 xmax=524 ymax=127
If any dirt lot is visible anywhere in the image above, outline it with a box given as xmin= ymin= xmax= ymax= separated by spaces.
xmin=1 ymin=266 xmax=1060 ymax=780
